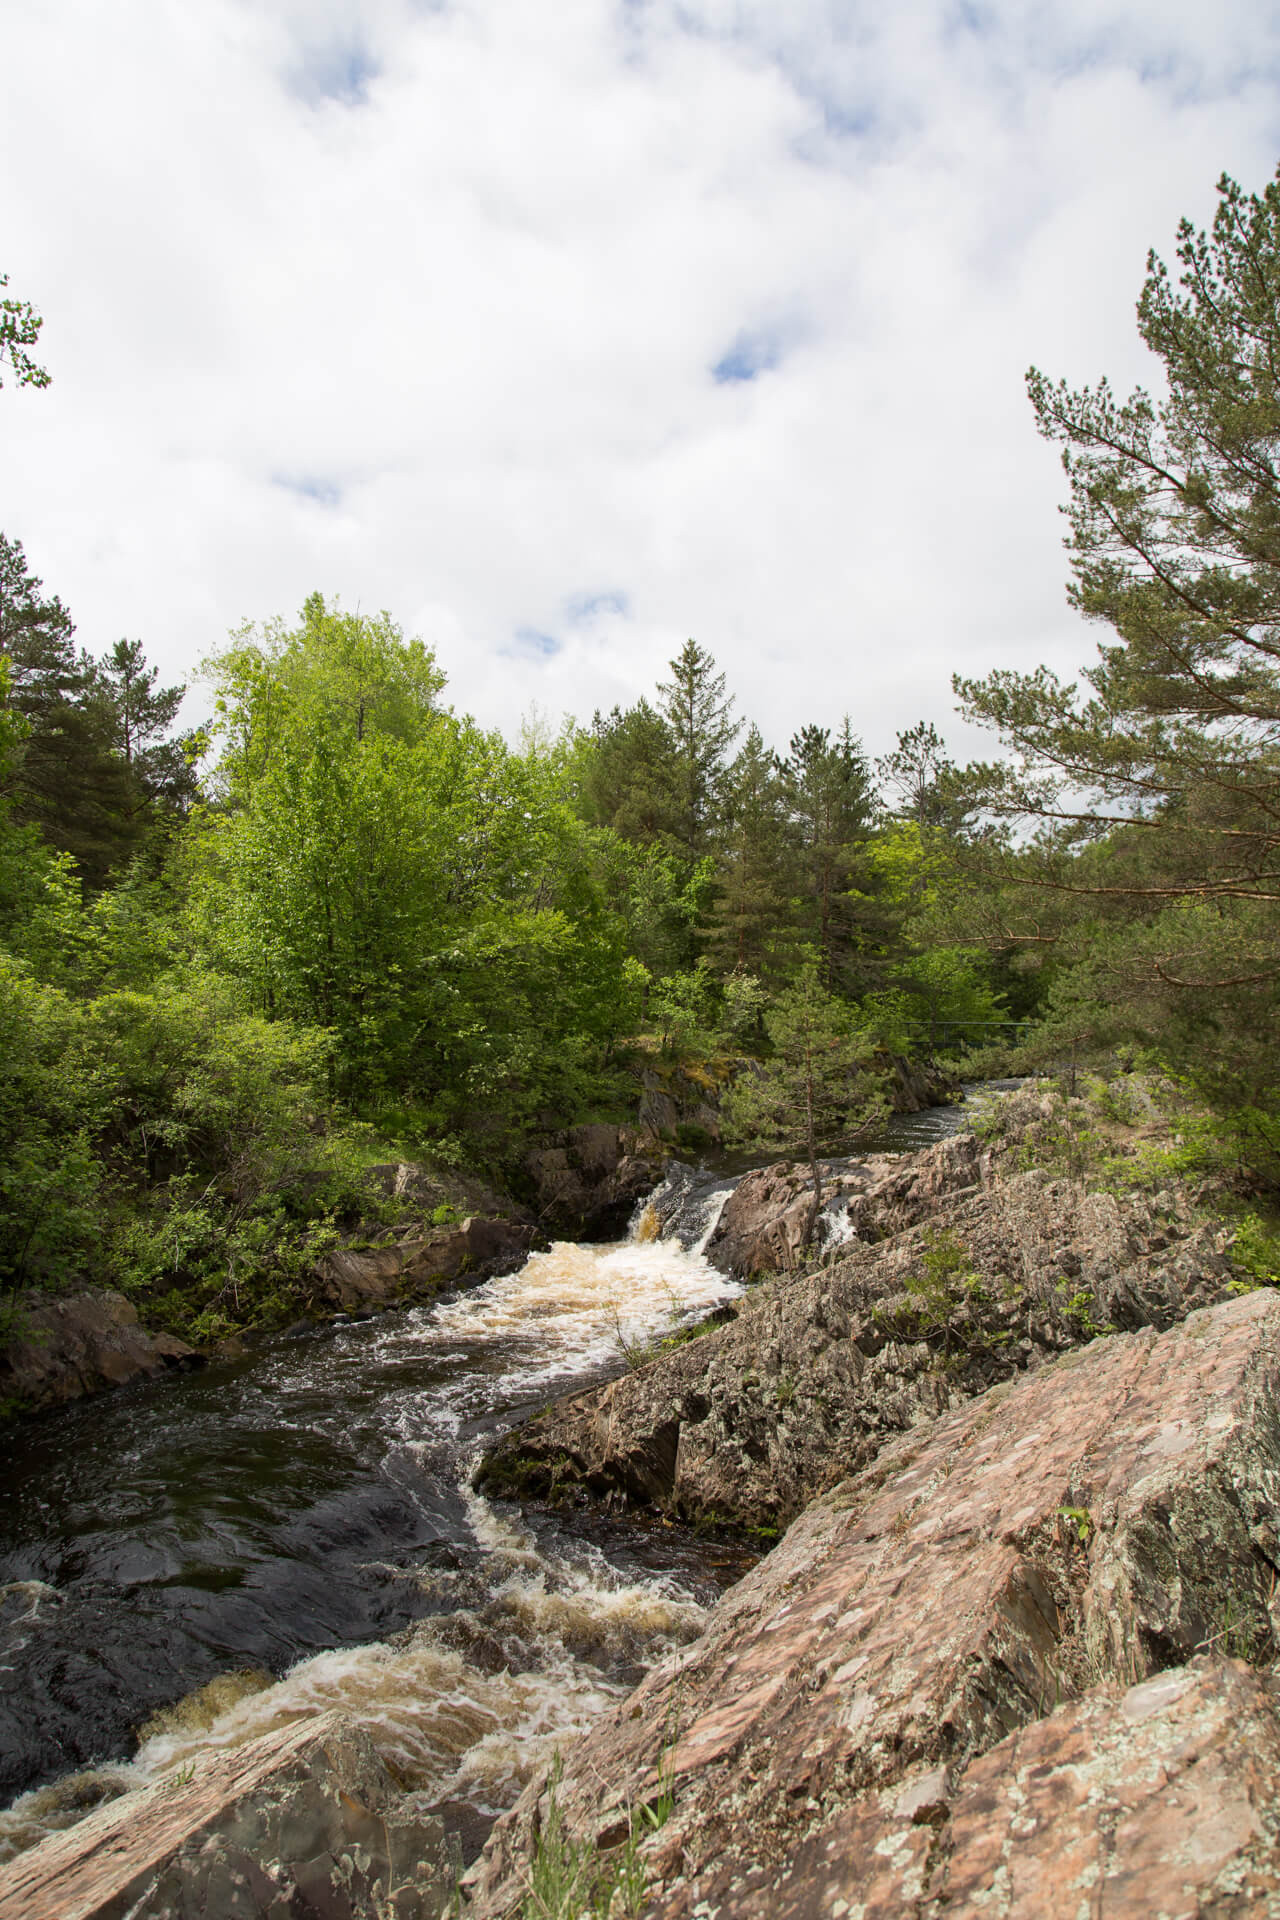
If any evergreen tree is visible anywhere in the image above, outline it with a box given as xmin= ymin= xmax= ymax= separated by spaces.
xmin=96 ymin=638 xmax=197 ymax=829
xmin=779 ymin=718 xmax=880 ymax=992
xmin=0 ymin=535 xmax=137 ymax=886
xmin=655 ymin=639 xmax=740 ymax=858
xmin=954 ymin=165 xmax=1280 ymax=1118
xmin=876 ymin=722 xmax=955 ymax=832
xmin=578 ymin=700 xmax=679 ymax=846
xmin=722 ymin=964 xmax=885 ymax=1249
xmin=706 ymin=724 xmax=798 ymax=982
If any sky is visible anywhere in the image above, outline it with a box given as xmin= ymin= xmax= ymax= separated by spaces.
xmin=3 ymin=0 xmax=1280 ymax=762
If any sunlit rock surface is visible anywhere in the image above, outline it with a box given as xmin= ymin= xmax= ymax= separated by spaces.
xmin=469 ymin=1288 xmax=1280 ymax=1917
xmin=480 ymin=1122 xmax=1241 ymax=1530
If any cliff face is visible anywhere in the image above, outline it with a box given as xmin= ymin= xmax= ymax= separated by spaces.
xmin=479 ymin=1100 xmax=1242 ymax=1532
xmin=470 ymin=1287 xmax=1280 ymax=1917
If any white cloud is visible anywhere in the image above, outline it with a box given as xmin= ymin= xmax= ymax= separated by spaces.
xmin=1 ymin=0 xmax=1278 ymax=761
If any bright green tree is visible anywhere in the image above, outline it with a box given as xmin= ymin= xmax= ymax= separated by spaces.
xmin=197 ymin=595 xmax=632 ymax=1130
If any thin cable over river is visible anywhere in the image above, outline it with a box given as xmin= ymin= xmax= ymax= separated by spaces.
xmin=0 ymin=1094 xmax=981 ymax=1863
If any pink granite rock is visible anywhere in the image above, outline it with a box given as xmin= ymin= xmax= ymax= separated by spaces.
xmin=468 ymin=1289 xmax=1280 ymax=1918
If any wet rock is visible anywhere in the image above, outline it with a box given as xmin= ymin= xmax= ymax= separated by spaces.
xmin=479 ymin=1130 xmax=1241 ymax=1530
xmin=315 ymin=1215 xmax=535 ymax=1311
xmin=0 ymin=1290 xmax=201 ymax=1415
xmin=705 ymin=1162 xmax=817 ymax=1278
xmin=523 ymin=1125 xmax=665 ymax=1237
xmin=706 ymin=1132 xmax=983 ymax=1280
xmin=0 ymin=1712 xmax=449 ymax=1920
xmin=467 ymin=1289 xmax=1280 ymax=1918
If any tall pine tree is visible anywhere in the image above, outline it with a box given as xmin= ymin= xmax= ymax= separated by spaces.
xmin=0 ymin=535 xmax=137 ymax=886
xmin=779 ymin=718 xmax=881 ymax=992
xmin=655 ymin=639 xmax=740 ymax=859
xmin=706 ymin=724 xmax=799 ymax=982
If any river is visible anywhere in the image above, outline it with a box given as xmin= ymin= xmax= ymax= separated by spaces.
xmin=0 ymin=1094 xmax=981 ymax=1864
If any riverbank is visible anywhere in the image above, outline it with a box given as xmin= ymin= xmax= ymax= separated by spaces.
xmin=11 ymin=1074 xmax=1269 ymax=1916
xmin=0 ymin=1049 xmax=957 ymax=1420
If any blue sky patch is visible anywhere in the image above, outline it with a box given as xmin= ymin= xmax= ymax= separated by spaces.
xmin=273 ymin=474 xmax=343 ymax=507
xmin=286 ymin=41 xmax=379 ymax=107
xmin=712 ymin=331 xmax=782 ymax=384
xmin=565 ymin=589 xmax=630 ymax=622
xmin=513 ymin=627 xmax=562 ymax=657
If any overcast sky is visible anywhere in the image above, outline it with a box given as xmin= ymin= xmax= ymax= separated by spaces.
xmin=3 ymin=0 xmax=1279 ymax=759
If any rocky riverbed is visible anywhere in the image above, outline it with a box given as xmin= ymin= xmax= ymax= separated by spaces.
xmin=7 ymin=1079 xmax=1280 ymax=1918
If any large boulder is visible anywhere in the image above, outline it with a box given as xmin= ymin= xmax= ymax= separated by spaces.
xmin=315 ymin=1215 xmax=536 ymax=1311
xmin=468 ymin=1287 xmax=1280 ymax=1918
xmin=0 ymin=1291 xmax=200 ymax=1415
xmin=0 ymin=1712 xmax=449 ymax=1920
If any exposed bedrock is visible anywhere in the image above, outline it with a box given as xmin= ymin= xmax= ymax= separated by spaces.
xmin=478 ymin=1125 xmax=1241 ymax=1531
xmin=468 ymin=1288 xmax=1280 ymax=1917
xmin=522 ymin=1123 xmax=667 ymax=1238
xmin=0 ymin=1713 xmax=451 ymax=1920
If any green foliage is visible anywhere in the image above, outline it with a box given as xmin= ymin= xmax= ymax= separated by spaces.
xmin=0 ymin=272 xmax=50 ymax=390
xmin=861 ymin=945 xmax=1009 ymax=1055
xmin=196 ymin=595 xmax=635 ymax=1133
xmin=649 ymin=962 xmax=718 ymax=1054
xmin=0 ymin=948 xmax=380 ymax=1336
xmin=516 ymin=1752 xmax=673 ymax=1920
xmin=723 ymin=964 xmax=887 ymax=1250
xmin=1056 ymin=1504 xmax=1094 ymax=1545
xmin=1228 ymin=1213 xmax=1280 ymax=1287
xmin=949 ymin=166 xmax=1280 ymax=1163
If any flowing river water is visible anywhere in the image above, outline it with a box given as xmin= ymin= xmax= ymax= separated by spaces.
xmin=0 ymin=1095 xmax=980 ymax=1866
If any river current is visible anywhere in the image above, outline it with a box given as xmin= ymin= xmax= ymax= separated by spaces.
xmin=0 ymin=1094 xmax=979 ymax=1864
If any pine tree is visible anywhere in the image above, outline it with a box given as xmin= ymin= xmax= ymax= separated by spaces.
xmin=706 ymin=724 xmax=799 ymax=982
xmin=953 ymin=165 xmax=1280 ymax=1119
xmin=655 ymin=640 xmax=740 ymax=859
xmin=578 ymin=700 xmax=680 ymax=846
xmin=722 ymin=964 xmax=886 ymax=1249
xmin=0 ymin=535 xmax=137 ymax=885
xmin=96 ymin=638 xmax=197 ymax=829
xmin=875 ymin=722 xmax=955 ymax=831
xmin=779 ymin=718 xmax=880 ymax=992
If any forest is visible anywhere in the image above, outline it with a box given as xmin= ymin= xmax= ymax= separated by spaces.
xmin=3 ymin=164 xmax=1279 ymax=1348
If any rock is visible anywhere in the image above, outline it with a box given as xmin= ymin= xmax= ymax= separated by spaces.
xmin=0 ymin=1713 xmax=449 ymax=1920
xmin=706 ymin=1132 xmax=984 ymax=1281
xmin=522 ymin=1125 xmax=665 ymax=1236
xmin=913 ymin=1659 xmax=1280 ymax=1917
xmin=885 ymin=1053 xmax=962 ymax=1113
xmin=0 ymin=1291 xmax=202 ymax=1415
xmin=315 ymin=1216 xmax=535 ymax=1312
xmin=467 ymin=1288 xmax=1280 ymax=1918
xmin=478 ymin=1130 xmax=1242 ymax=1530
xmin=704 ymin=1162 xmax=817 ymax=1278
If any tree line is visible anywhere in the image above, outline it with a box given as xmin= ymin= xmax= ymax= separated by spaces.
xmin=3 ymin=158 xmax=1279 ymax=1340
